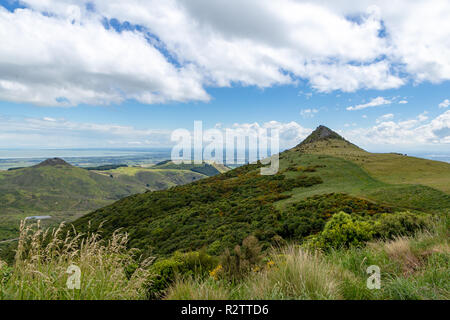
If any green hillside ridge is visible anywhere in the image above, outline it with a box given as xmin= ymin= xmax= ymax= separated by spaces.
xmin=294 ymin=127 xmax=450 ymax=194
xmin=71 ymin=125 xmax=450 ymax=260
xmin=93 ymin=166 xmax=206 ymax=190
xmin=152 ymin=160 xmax=230 ymax=175
xmin=0 ymin=158 xmax=139 ymax=213
xmin=0 ymin=158 xmax=217 ymax=241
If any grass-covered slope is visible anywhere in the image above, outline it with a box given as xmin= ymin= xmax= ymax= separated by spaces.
xmin=0 ymin=159 xmax=216 ymax=240
xmin=94 ymin=166 xmax=207 ymax=191
xmin=0 ymin=162 xmax=139 ymax=214
xmin=71 ymin=127 xmax=450 ymax=258
xmin=277 ymin=153 xmax=449 ymax=214
xmin=294 ymin=133 xmax=450 ymax=194
xmin=89 ymin=161 xmax=229 ymax=193
xmin=152 ymin=161 xmax=230 ymax=176
xmin=0 ymin=159 xmax=143 ymax=240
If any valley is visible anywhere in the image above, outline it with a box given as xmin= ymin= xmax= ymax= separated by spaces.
xmin=0 ymin=158 xmax=228 ymax=241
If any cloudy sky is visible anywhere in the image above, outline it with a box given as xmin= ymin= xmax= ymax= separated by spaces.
xmin=0 ymin=0 xmax=449 ymax=152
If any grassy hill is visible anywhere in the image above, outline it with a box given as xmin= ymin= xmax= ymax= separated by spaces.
xmin=0 ymin=159 xmax=136 ymax=239
xmin=0 ymin=159 xmax=222 ymax=241
xmin=71 ymin=126 xmax=450 ymax=259
xmin=93 ymin=166 xmax=206 ymax=190
xmin=151 ymin=160 xmax=230 ymax=175
xmin=91 ymin=161 xmax=229 ymax=192
xmin=294 ymin=135 xmax=450 ymax=194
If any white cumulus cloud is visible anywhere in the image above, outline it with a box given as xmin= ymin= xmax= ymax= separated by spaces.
xmin=344 ymin=110 xmax=450 ymax=149
xmin=0 ymin=6 xmax=208 ymax=106
xmin=1 ymin=0 xmax=449 ymax=106
xmin=439 ymin=99 xmax=450 ymax=108
xmin=347 ymin=97 xmax=392 ymax=111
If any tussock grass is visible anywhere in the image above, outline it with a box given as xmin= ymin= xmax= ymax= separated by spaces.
xmin=165 ymin=246 xmax=344 ymax=300
xmin=165 ymin=215 xmax=449 ymax=300
xmin=0 ymin=221 xmax=152 ymax=300
xmin=384 ymin=237 xmax=421 ymax=274
xmin=240 ymin=247 xmax=341 ymax=300
xmin=165 ymin=277 xmax=231 ymax=300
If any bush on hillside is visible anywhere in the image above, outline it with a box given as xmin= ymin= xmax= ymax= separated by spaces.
xmin=373 ymin=212 xmax=431 ymax=239
xmin=309 ymin=211 xmax=374 ymax=249
xmin=147 ymin=249 xmax=218 ymax=299
xmin=280 ymin=193 xmax=392 ymax=241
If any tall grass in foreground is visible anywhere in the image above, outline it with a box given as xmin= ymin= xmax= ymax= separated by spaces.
xmin=240 ymin=247 xmax=342 ymax=299
xmin=165 ymin=246 xmax=354 ymax=300
xmin=165 ymin=215 xmax=449 ymax=300
xmin=0 ymin=221 xmax=152 ymax=300
xmin=0 ymin=215 xmax=447 ymax=300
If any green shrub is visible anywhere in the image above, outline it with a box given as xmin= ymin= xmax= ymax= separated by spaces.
xmin=166 ymin=216 xmax=450 ymax=301
xmin=280 ymin=193 xmax=392 ymax=241
xmin=373 ymin=212 xmax=431 ymax=239
xmin=310 ymin=212 xmax=374 ymax=249
xmin=148 ymin=249 xmax=218 ymax=298
xmin=207 ymin=240 xmax=223 ymax=255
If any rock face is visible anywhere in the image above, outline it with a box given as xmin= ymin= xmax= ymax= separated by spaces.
xmin=299 ymin=125 xmax=345 ymax=146
xmin=313 ymin=125 xmax=341 ymax=139
xmin=35 ymin=158 xmax=70 ymax=167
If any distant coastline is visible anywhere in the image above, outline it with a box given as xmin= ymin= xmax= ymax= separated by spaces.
xmin=0 ymin=148 xmax=172 ymax=170
xmin=0 ymin=148 xmax=448 ymax=171
xmin=409 ymin=153 xmax=450 ymax=163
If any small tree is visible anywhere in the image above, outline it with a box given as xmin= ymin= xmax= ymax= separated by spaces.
xmin=220 ymin=235 xmax=263 ymax=280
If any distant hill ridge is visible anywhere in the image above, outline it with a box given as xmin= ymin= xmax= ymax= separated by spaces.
xmin=34 ymin=158 xmax=70 ymax=167
xmin=0 ymin=157 xmax=221 ymax=241
xmin=152 ymin=160 xmax=230 ymax=175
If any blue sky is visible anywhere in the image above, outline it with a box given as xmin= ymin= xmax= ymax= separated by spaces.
xmin=1 ymin=82 xmax=449 ymax=135
xmin=0 ymin=0 xmax=449 ymax=153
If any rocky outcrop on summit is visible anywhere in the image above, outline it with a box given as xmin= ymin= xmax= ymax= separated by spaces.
xmin=34 ymin=158 xmax=71 ymax=167
xmin=299 ymin=125 xmax=346 ymax=146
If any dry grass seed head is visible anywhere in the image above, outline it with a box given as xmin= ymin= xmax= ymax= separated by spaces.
xmin=384 ymin=237 xmax=421 ymax=275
